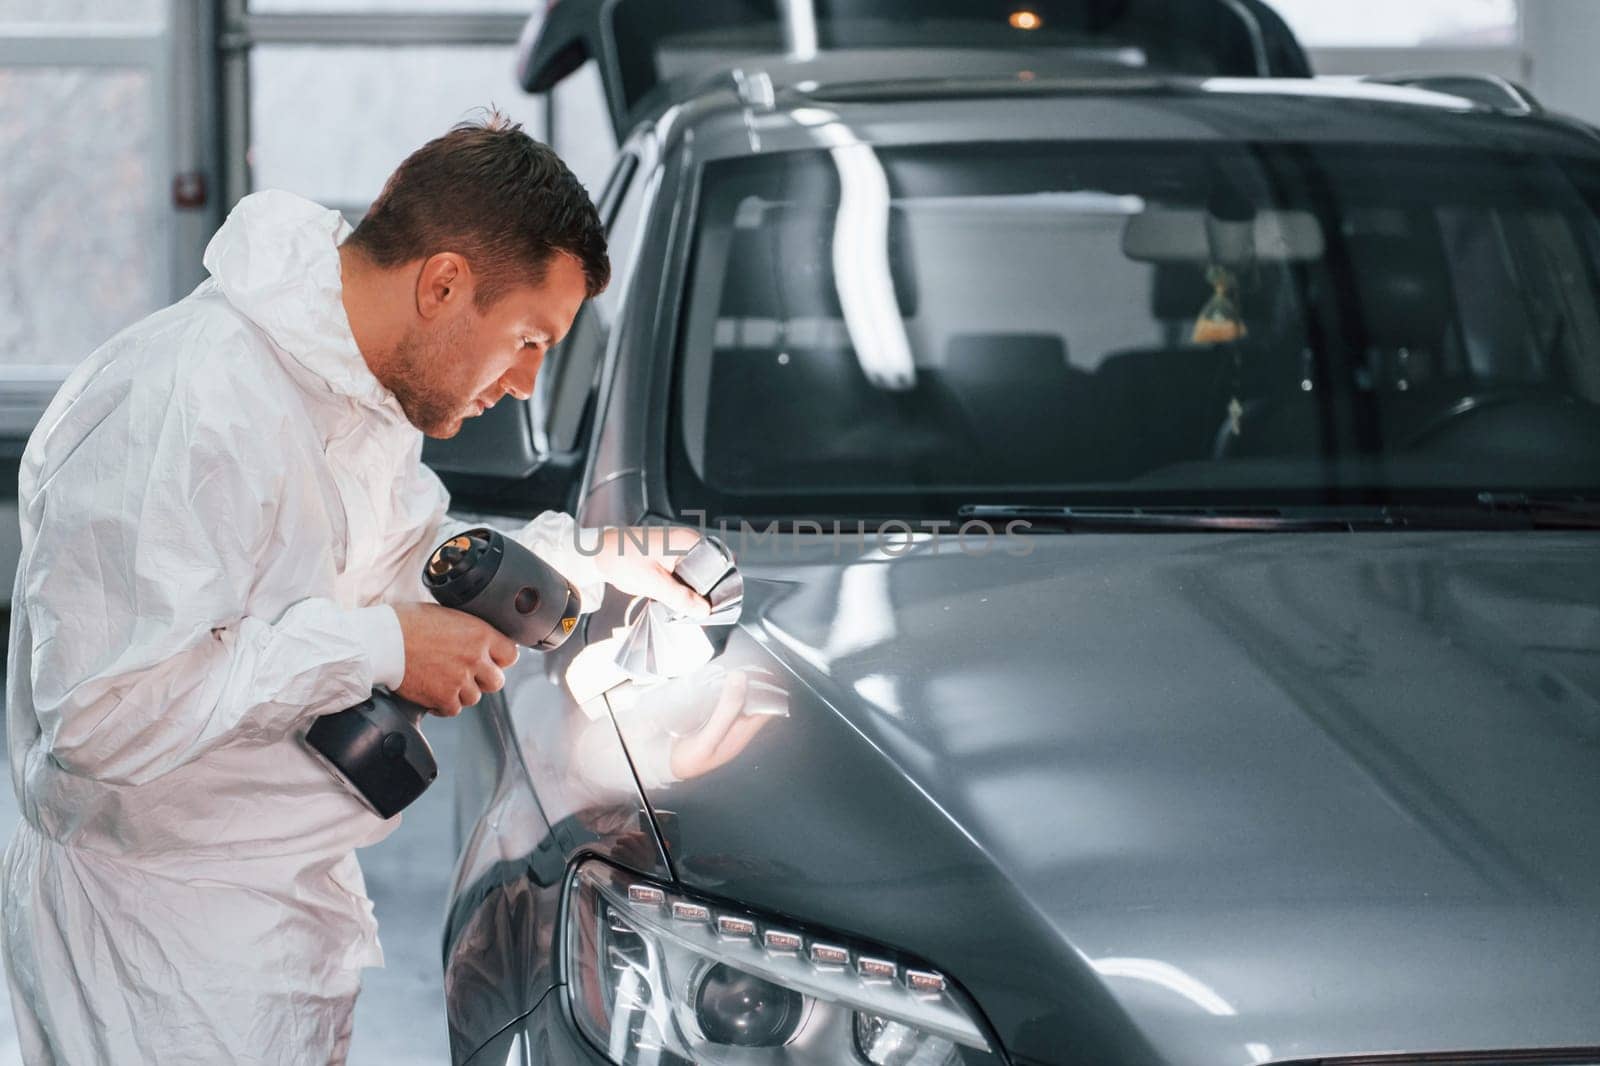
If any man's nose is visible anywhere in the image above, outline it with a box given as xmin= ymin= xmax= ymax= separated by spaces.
xmin=502 ymin=360 xmax=539 ymax=401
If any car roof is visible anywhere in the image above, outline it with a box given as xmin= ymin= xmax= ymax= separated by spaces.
xmin=641 ymin=62 xmax=1600 ymax=165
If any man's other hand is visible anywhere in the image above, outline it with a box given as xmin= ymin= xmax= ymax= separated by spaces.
xmin=392 ymin=603 xmax=518 ymax=716
xmin=593 ymin=526 xmax=713 ymax=619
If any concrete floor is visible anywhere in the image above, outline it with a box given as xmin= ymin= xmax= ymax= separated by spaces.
xmin=0 ymin=690 xmax=462 ymax=1065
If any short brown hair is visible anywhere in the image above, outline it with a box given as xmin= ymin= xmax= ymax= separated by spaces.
xmin=346 ymin=111 xmax=609 ymax=306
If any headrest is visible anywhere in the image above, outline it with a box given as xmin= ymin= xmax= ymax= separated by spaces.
xmin=718 ymin=202 xmax=918 ymax=321
xmin=944 ymin=333 xmax=1069 ymax=371
xmin=1149 ymin=263 xmax=1210 ymax=322
xmin=1343 ymin=234 xmax=1452 ymax=352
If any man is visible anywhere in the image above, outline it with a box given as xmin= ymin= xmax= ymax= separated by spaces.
xmin=2 ymin=114 xmax=705 ymax=1064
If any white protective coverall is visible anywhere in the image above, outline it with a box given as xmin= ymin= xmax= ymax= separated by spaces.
xmin=1 ymin=190 xmax=604 ymax=1065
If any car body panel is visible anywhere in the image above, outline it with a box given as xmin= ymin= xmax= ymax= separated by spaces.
xmin=462 ymin=989 xmax=608 ymax=1066
xmin=605 ymin=531 xmax=1600 ymax=1065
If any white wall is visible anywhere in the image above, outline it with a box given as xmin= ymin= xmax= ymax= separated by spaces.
xmin=1523 ymin=0 xmax=1600 ymax=128
xmin=1309 ymin=46 xmax=1524 ymax=82
xmin=1302 ymin=3 xmax=1600 ymax=133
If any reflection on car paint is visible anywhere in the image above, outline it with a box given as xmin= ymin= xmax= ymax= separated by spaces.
xmin=605 ymin=663 xmax=790 ymax=791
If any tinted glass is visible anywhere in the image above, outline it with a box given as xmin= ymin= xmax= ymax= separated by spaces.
xmin=672 ymin=141 xmax=1600 ymax=519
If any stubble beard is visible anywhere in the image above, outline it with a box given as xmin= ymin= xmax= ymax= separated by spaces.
xmin=386 ymin=315 xmax=472 ymax=438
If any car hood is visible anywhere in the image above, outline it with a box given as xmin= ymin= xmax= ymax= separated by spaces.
xmin=604 ymin=531 xmax=1600 ymax=1066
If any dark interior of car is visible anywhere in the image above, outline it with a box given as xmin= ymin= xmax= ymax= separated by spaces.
xmin=686 ymin=146 xmax=1600 ymax=503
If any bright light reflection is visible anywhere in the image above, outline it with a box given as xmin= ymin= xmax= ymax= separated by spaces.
xmin=824 ymin=564 xmax=898 ymax=660
xmin=782 ymin=0 xmax=819 ymax=58
xmin=1199 ymin=77 xmax=1473 ymax=111
xmin=831 ymin=142 xmax=917 ymax=390
xmin=786 ymin=106 xmax=917 ymax=390
xmin=904 ymin=192 xmax=1146 ymax=216
xmin=789 ymin=106 xmax=837 ymax=128
xmin=854 ymin=674 xmax=903 ymax=717
xmin=1093 ymin=957 xmax=1237 ymax=1016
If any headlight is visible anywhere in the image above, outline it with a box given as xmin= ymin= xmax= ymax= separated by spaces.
xmin=563 ymin=859 xmax=1001 ymax=1065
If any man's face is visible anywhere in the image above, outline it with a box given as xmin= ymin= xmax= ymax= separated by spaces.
xmin=388 ymin=252 xmax=589 ymax=439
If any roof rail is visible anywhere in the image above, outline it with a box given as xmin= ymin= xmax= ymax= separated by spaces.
xmin=1362 ymin=73 xmax=1541 ymax=114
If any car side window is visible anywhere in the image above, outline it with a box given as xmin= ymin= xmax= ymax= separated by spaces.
xmin=594 ymin=153 xmax=647 ymax=329
xmin=535 ymin=151 xmax=643 ymax=455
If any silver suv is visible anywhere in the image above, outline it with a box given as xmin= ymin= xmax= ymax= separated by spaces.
xmin=432 ymin=4 xmax=1600 ymax=1064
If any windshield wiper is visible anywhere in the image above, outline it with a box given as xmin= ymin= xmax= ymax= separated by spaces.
xmin=960 ymin=504 xmax=1405 ymax=532
xmin=960 ymin=499 xmax=1600 ymax=532
xmin=1475 ymin=492 xmax=1600 ymax=528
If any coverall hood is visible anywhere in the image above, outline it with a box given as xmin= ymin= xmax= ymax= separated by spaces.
xmin=204 ymin=188 xmax=400 ymax=414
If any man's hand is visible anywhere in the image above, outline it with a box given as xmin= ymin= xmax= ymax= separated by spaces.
xmin=391 ymin=602 xmax=518 ymax=717
xmin=593 ymin=526 xmax=713 ymax=618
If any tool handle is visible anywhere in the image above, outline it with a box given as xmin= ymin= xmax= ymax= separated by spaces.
xmin=304 ymin=527 xmax=582 ymax=819
xmin=304 ymin=691 xmax=438 ymax=819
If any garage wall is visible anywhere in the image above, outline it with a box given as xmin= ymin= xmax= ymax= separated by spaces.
xmin=1523 ymin=0 xmax=1600 ymax=128
xmin=1300 ymin=0 xmax=1600 ymax=132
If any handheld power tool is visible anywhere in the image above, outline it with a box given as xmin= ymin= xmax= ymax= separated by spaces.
xmin=304 ymin=527 xmax=583 ymax=819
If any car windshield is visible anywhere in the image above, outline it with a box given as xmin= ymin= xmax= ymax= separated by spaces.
xmin=670 ymin=138 xmax=1600 ymax=520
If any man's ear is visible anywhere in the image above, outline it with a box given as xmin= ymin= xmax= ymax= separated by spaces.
xmin=415 ymin=253 xmax=472 ymax=319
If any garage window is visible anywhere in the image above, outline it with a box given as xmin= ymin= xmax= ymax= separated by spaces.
xmin=222 ymin=0 xmax=545 ymax=219
xmin=0 ymin=68 xmax=158 ymax=371
xmin=247 ymin=44 xmax=542 ymax=217
xmin=0 ymin=1 xmax=175 ymax=436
